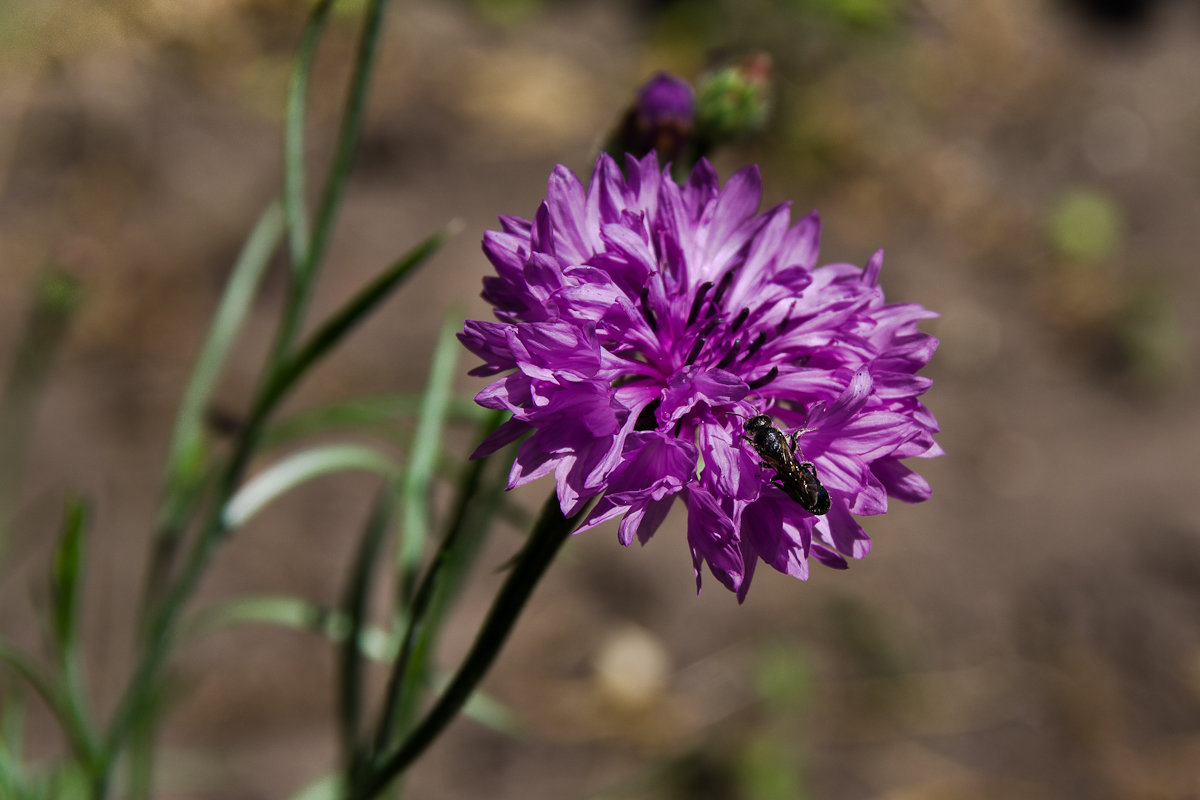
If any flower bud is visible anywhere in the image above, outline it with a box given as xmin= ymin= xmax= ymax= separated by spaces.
xmin=604 ymin=71 xmax=696 ymax=166
xmin=694 ymin=53 xmax=772 ymax=156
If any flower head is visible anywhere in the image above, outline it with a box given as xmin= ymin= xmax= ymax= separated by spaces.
xmin=460 ymin=153 xmax=941 ymax=601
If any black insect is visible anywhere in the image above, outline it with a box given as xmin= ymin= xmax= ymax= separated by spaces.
xmin=741 ymin=414 xmax=831 ymax=516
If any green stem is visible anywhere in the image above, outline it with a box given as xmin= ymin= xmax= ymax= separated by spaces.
xmin=389 ymin=413 xmax=512 ymax=745
xmin=338 ymin=487 xmax=397 ymax=786
xmin=0 ymin=642 xmax=98 ymax=769
xmin=284 ymin=0 xmax=336 ymax=272
xmin=0 ymin=271 xmax=82 ymax=560
xmin=352 ymin=492 xmax=587 ymax=799
xmin=276 ymin=0 xmax=391 ymax=358
xmin=145 ymin=200 xmax=283 ymax=620
xmin=369 ymin=449 xmax=492 ymax=756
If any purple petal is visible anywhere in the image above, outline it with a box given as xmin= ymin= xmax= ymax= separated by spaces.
xmin=816 ymin=502 xmax=872 ymax=560
xmin=470 ymin=417 xmax=532 ymax=459
xmin=781 ymin=210 xmax=821 ymax=271
xmin=810 ymin=544 xmax=848 ymax=570
xmin=685 ymin=487 xmax=742 ymax=594
xmin=871 ymin=458 xmax=932 ymax=503
xmin=546 ymin=164 xmax=591 ymax=263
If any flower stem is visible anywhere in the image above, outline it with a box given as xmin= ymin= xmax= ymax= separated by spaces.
xmin=352 ymin=492 xmax=588 ymax=799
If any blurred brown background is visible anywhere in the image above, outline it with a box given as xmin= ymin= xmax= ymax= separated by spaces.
xmin=2 ymin=0 xmax=1200 ymax=798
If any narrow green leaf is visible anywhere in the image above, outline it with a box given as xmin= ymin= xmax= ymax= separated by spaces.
xmin=268 ymin=229 xmax=449 ymax=416
xmin=433 ymin=671 xmax=518 ymax=736
xmin=424 ymin=412 xmax=516 ymax=617
xmin=284 ymin=0 xmax=337 ymax=273
xmin=360 ymin=493 xmax=589 ymax=797
xmin=125 ymin=707 xmax=155 ymax=800
xmin=49 ymin=497 xmax=89 ymax=656
xmin=339 ymin=488 xmax=396 ymax=780
xmin=44 ymin=764 xmax=90 ymax=800
xmin=263 ymin=394 xmax=488 ymax=449
xmin=0 ymin=641 xmax=93 ymax=763
xmin=306 ymin=0 xmax=390 ymax=284
xmin=140 ymin=459 xmax=222 ymax=632
xmin=186 ymin=594 xmax=396 ymax=662
xmin=0 ymin=676 xmax=28 ymax=777
xmin=0 ymin=745 xmax=24 ymax=800
xmin=372 ymin=410 xmax=506 ymax=755
xmin=191 ymin=594 xmax=323 ymax=632
xmin=161 ymin=201 xmax=284 ymax=502
xmin=44 ymin=497 xmax=100 ymax=776
xmin=287 ymin=772 xmax=344 ymax=800
xmin=397 ymin=315 xmax=461 ymax=598
xmin=222 ymin=444 xmax=397 ymax=529
xmin=0 ymin=270 xmax=83 ymax=559
xmin=275 ymin=0 xmax=395 ymax=360
xmin=148 ymin=200 xmax=285 ymax=619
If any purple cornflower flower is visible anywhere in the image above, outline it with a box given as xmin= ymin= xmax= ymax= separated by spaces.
xmin=460 ymin=153 xmax=941 ymax=601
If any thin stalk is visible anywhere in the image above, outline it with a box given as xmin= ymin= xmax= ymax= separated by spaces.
xmin=125 ymin=712 xmax=153 ymax=800
xmin=0 ymin=271 xmax=82 ymax=559
xmin=0 ymin=642 xmax=98 ymax=770
xmin=338 ymin=488 xmax=397 ymax=787
xmin=284 ymin=0 xmax=337 ymax=272
xmin=369 ymin=454 xmax=490 ymax=757
xmin=279 ymin=230 xmax=446 ymax=400
xmin=353 ymin=493 xmax=588 ymax=799
xmin=276 ymin=0 xmax=392 ymax=358
xmin=396 ymin=315 xmax=462 ymax=605
xmin=145 ymin=200 xmax=283 ymax=618
xmin=371 ymin=409 xmax=507 ymax=753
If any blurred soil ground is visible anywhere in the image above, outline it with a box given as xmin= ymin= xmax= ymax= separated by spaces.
xmin=2 ymin=0 xmax=1200 ymax=798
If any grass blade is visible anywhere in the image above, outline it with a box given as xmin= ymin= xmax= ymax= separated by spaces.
xmin=0 ymin=641 xmax=94 ymax=766
xmin=49 ymin=497 xmax=89 ymax=659
xmin=222 ymin=444 xmax=397 ymax=529
xmin=306 ymin=0 xmax=390 ymax=284
xmin=160 ymin=200 xmax=285 ymax=505
xmin=359 ymin=494 xmax=589 ymax=797
xmin=368 ymin=330 xmax=477 ymax=758
xmin=147 ymin=201 xmax=285 ymax=613
xmin=276 ymin=0 xmax=395 ymax=359
xmin=0 ymin=271 xmax=83 ymax=558
xmin=373 ymin=411 xmax=510 ymax=751
xmin=288 ymin=772 xmax=344 ymax=800
xmin=263 ymin=394 xmax=487 ymax=450
xmin=186 ymin=594 xmax=395 ymax=662
xmin=268 ymin=230 xmax=448 ymax=417
xmin=0 ymin=676 xmax=29 ymax=793
xmin=338 ymin=488 xmax=396 ymax=785
xmin=45 ymin=496 xmax=101 ymax=773
xmin=284 ymin=0 xmax=337 ymax=273
xmin=397 ymin=315 xmax=461 ymax=601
